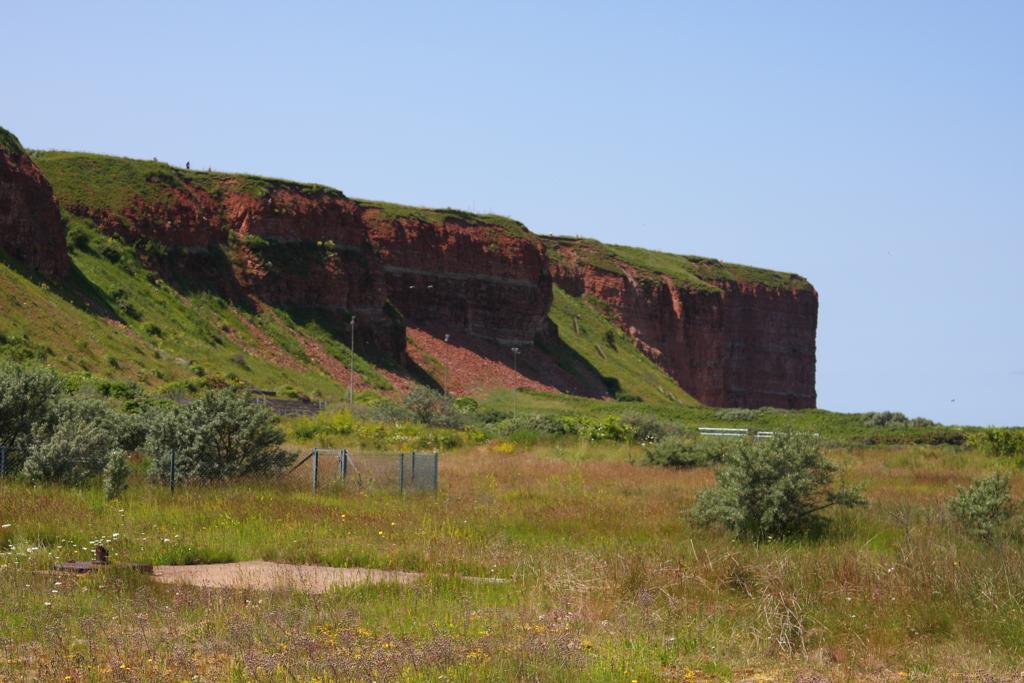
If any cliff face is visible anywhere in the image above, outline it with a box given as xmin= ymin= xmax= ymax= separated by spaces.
xmin=34 ymin=152 xmax=402 ymax=358
xmin=362 ymin=204 xmax=552 ymax=345
xmin=0 ymin=130 xmax=69 ymax=277
xmin=29 ymin=148 xmax=817 ymax=407
xmin=545 ymin=238 xmax=817 ymax=408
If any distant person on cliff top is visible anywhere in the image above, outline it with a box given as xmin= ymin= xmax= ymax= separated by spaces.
xmin=186 ymin=161 xmax=190 ymax=170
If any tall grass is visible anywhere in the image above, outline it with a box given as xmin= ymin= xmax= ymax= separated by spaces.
xmin=2 ymin=444 xmax=1023 ymax=680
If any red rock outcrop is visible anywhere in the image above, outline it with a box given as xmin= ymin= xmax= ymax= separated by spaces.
xmin=362 ymin=206 xmax=553 ymax=346
xmin=0 ymin=129 xmax=69 ymax=277
xmin=37 ymin=153 xmax=402 ymax=358
xmin=547 ymin=239 xmax=817 ymax=408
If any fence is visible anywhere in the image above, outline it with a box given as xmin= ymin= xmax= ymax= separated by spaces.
xmin=285 ymin=448 xmax=438 ymax=494
xmin=698 ymin=428 xmax=818 ymax=441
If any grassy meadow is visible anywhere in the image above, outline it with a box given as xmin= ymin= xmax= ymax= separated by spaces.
xmin=2 ymin=438 xmax=1023 ymax=681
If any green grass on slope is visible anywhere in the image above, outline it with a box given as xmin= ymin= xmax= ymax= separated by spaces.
xmin=0 ymin=125 xmax=25 ymax=155
xmin=546 ymin=285 xmax=695 ymax=406
xmin=0 ymin=217 xmax=386 ymax=399
xmin=544 ymin=236 xmax=813 ymax=293
xmin=31 ymin=151 xmax=342 ymax=215
xmin=356 ymin=199 xmax=534 ymax=240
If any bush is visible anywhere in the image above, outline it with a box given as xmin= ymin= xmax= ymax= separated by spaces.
xmin=645 ymin=436 xmax=740 ymax=468
xmin=948 ymin=472 xmax=1016 ymax=540
xmin=0 ymin=362 xmax=63 ymax=473
xmin=972 ymin=429 xmax=1024 ymax=457
xmin=620 ymin=411 xmax=672 ymax=443
xmin=103 ymin=450 xmax=130 ymax=499
xmin=494 ymin=414 xmax=568 ymax=439
xmin=402 ymin=386 xmax=462 ymax=428
xmin=49 ymin=398 xmax=148 ymax=452
xmin=22 ymin=414 xmax=118 ymax=485
xmin=644 ymin=436 xmax=707 ymax=468
xmin=145 ymin=390 xmax=290 ymax=482
xmin=715 ymin=408 xmax=762 ymax=422
xmin=693 ymin=433 xmax=866 ymax=539
xmin=354 ymin=397 xmax=414 ymax=424
xmin=862 ymin=411 xmax=937 ymax=428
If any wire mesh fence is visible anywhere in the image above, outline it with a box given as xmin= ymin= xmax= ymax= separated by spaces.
xmin=284 ymin=448 xmax=438 ymax=494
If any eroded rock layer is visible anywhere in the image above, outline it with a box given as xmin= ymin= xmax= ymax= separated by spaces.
xmin=545 ymin=238 xmax=818 ymax=408
xmin=0 ymin=130 xmax=69 ymax=277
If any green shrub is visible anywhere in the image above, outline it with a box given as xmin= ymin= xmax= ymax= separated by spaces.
xmin=715 ymin=408 xmax=762 ymax=422
xmin=454 ymin=397 xmax=479 ymax=414
xmin=693 ymin=433 xmax=866 ymax=539
xmin=620 ymin=411 xmax=673 ymax=443
xmin=402 ymin=386 xmax=462 ymax=428
xmin=862 ymin=411 xmax=937 ymax=428
xmin=948 ymin=472 xmax=1016 ymax=540
xmin=0 ymin=362 xmax=63 ymax=473
xmin=972 ymin=429 xmax=1024 ymax=457
xmin=102 ymin=450 xmax=130 ymax=499
xmin=644 ymin=436 xmax=707 ymax=468
xmin=495 ymin=414 xmax=568 ymax=439
xmin=22 ymin=415 xmax=118 ymax=485
xmin=145 ymin=390 xmax=290 ymax=482
xmin=355 ymin=396 xmax=414 ymax=424
xmin=49 ymin=398 xmax=148 ymax=452
xmin=645 ymin=436 xmax=739 ymax=468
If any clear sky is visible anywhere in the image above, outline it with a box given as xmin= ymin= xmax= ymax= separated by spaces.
xmin=3 ymin=1 xmax=1021 ymax=425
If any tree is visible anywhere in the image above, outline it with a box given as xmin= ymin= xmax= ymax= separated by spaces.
xmin=145 ymin=390 xmax=290 ymax=482
xmin=693 ymin=433 xmax=866 ymax=539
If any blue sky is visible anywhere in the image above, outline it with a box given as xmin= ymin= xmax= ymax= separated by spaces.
xmin=3 ymin=1 xmax=1021 ymax=425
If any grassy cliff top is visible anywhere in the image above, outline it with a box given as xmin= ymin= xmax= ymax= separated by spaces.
xmin=542 ymin=236 xmax=814 ymax=293
xmin=356 ymin=199 xmax=534 ymax=240
xmin=31 ymin=151 xmax=343 ymax=215
xmin=0 ymin=126 xmax=25 ymax=156
xmin=31 ymin=150 xmax=537 ymax=241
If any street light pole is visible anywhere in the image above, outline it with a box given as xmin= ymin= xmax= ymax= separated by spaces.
xmin=443 ymin=333 xmax=450 ymax=395
xmin=349 ymin=315 xmax=356 ymax=407
xmin=511 ymin=346 xmax=521 ymax=417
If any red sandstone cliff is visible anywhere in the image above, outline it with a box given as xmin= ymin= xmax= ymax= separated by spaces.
xmin=0 ymin=130 xmax=69 ymax=277
xmin=545 ymin=239 xmax=817 ymax=409
xmin=37 ymin=154 xmax=402 ymax=358
xmin=361 ymin=205 xmax=553 ymax=346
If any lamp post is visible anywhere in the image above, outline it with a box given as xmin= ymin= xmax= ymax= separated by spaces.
xmin=511 ymin=346 xmax=521 ymax=417
xmin=443 ymin=333 xmax=450 ymax=395
xmin=349 ymin=315 xmax=356 ymax=407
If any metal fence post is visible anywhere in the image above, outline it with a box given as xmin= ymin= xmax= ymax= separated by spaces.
xmin=399 ymin=452 xmax=405 ymax=495
xmin=411 ymin=451 xmax=417 ymax=486
xmin=0 ymin=446 xmax=6 ymax=478
xmin=312 ymin=448 xmax=319 ymax=493
xmin=433 ymin=449 xmax=439 ymax=492
xmin=170 ymin=450 xmax=176 ymax=495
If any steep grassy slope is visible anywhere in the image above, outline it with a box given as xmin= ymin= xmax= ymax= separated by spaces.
xmin=544 ymin=286 xmax=695 ymax=405
xmin=0 ymin=217 xmax=391 ymax=399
